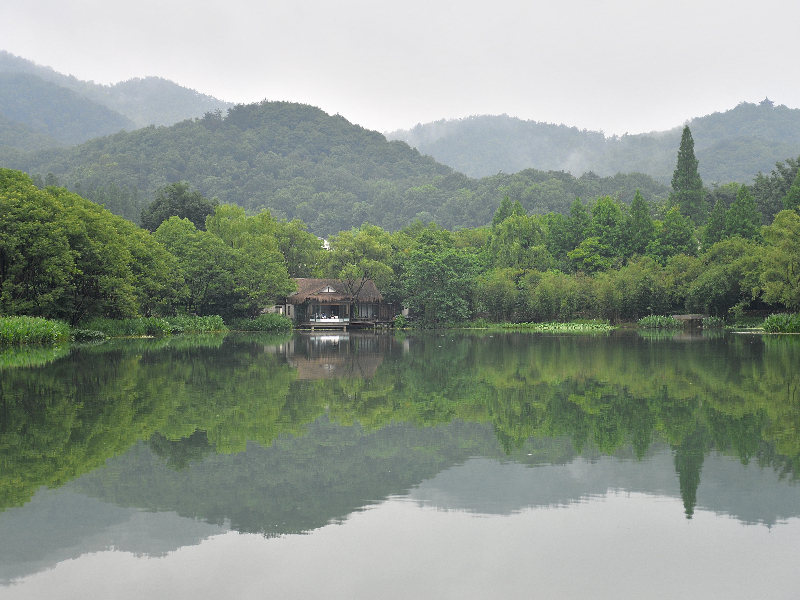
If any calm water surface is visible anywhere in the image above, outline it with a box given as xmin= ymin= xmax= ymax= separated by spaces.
xmin=1 ymin=330 xmax=799 ymax=599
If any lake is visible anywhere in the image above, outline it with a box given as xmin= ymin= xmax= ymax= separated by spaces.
xmin=1 ymin=330 xmax=799 ymax=599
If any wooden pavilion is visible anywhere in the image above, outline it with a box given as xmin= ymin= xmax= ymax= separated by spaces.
xmin=279 ymin=278 xmax=398 ymax=330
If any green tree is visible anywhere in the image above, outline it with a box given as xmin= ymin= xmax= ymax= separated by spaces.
xmin=47 ymin=188 xmax=140 ymax=324
xmin=611 ymin=256 xmax=671 ymax=319
xmin=403 ymin=247 xmax=479 ymax=326
xmin=782 ymin=169 xmax=800 ymax=213
xmin=114 ymin=219 xmax=181 ymax=316
xmin=566 ymin=197 xmax=590 ymax=252
xmin=725 ymin=185 xmax=760 ymax=240
xmin=0 ymin=170 xmax=74 ymax=317
xmin=626 ymin=190 xmax=655 ymax=257
xmin=141 ymin=182 xmax=218 ymax=231
xmin=568 ymin=237 xmax=615 ymax=273
xmin=154 ymin=217 xmax=236 ymax=316
xmin=670 ymin=126 xmax=706 ymax=225
xmin=325 ymin=224 xmax=395 ymax=299
xmin=686 ymin=237 xmax=763 ymax=317
xmin=489 ymin=213 xmax=551 ymax=271
xmin=491 ymin=196 xmax=525 ymax=228
xmin=476 ymin=268 xmax=518 ymax=322
xmin=522 ymin=270 xmax=584 ymax=322
xmin=761 ymin=210 xmax=800 ymax=309
xmin=646 ymin=207 xmax=696 ymax=265
xmin=702 ymin=198 xmax=727 ymax=250
xmin=272 ymin=219 xmax=325 ymax=277
xmin=588 ymin=195 xmax=627 ymax=259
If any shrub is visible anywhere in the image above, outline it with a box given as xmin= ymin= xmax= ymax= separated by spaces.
xmin=638 ymin=315 xmax=683 ymax=329
xmin=460 ymin=318 xmax=490 ymax=329
xmin=762 ymin=313 xmax=800 ymax=333
xmin=0 ymin=316 xmax=71 ymax=344
xmin=702 ymin=316 xmax=726 ymax=329
xmin=71 ymin=329 xmax=109 ymax=342
xmin=164 ymin=315 xmax=228 ymax=333
xmin=228 ymin=313 xmax=292 ymax=333
xmin=393 ymin=314 xmax=409 ymax=329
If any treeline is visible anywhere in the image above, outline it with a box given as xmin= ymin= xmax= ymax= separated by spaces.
xmin=314 ymin=193 xmax=799 ymax=326
xmin=0 ymin=169 xmax=314 ymax=324
xmin=10 ymin=101 xmax=797 ymax=238
xmin=3 ymin=149 xmax=800 ymax=328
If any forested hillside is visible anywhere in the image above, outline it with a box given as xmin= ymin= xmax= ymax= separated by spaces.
xmin=0 ymin=114 xmax=62 ymax=152
xmin=388 ymin=101 xmax=800 ymax=185
xmin=0 ymin=51 xmax=232 ymax=128
xmin=7 ymin=101 xmax=670 ymax=235
xmin=0 ymin=72 xmax=135 ymax=145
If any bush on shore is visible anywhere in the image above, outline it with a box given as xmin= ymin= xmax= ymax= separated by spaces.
xmin=638 ymin=315 xmax=683 ymax=329
xmin=228 ymin=313 xmax=293 ymax=333
xmin=0 ymin=316 xmax=70 ymax=344
xmin=762 ymin=313 xmax=800 ymax=333
xmin=86 ymin=315 xmax=228 ymax=337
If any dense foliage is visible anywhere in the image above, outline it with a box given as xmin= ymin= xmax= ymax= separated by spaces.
xmin=6 ymin=101 xmax=671 ymax=235
xmin=0 ymin=170 xmax=300 ymax=324
xmin=0 ymin=315 xmax=70 ymax=344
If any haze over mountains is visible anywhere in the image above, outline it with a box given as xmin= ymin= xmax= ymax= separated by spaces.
xmin=387 ymin=101 xmax=800 ymax=185
xmin=0 ymin=51 xmax=232 ymax=143
xmin=0 ymin=50 xmax=798 ymax=234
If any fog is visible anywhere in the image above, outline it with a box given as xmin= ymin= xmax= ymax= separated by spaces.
xmin=1 ymin=0 xmax=798 ymax=135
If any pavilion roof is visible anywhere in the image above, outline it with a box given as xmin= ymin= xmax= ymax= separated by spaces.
xmin=287 ymin=278 xmax=383 ymax=304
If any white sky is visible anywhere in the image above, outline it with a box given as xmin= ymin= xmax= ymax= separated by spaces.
xmin=2 ymin=0 xmax=798 ymax=135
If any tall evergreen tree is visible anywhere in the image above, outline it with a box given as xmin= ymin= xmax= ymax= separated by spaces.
xmin=670 ymin=126 xmax=706 ymax=225
xmin=702 ymin=198 xmax=727 ymax=249
xmin=725 ymin=185 xmax=760 ymax=240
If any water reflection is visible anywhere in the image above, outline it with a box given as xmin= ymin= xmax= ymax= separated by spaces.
xmin=1 ymin=331 xmax=799 ymax=592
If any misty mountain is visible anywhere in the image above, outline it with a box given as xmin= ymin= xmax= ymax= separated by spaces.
xmin=0 ymin=51 xmax=233 ymax=129
xmin=0 ymin=72 xmax=135 ymax=145
xmin=387 ymin=101 xmax=800 ymax=185
xmin=7 ymin=100 xmax=670 ymax=235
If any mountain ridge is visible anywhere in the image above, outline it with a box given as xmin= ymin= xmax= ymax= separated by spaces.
xmin=386 ymin=101 xmax=800 ymax=185
xmin=0 ymin=50 xmax=233 ymax=129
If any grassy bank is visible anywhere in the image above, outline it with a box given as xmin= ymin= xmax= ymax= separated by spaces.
xmin=85 ymin=315 xmax=228 ymax=337
xmin=0 ymin=316 xmax=71 ymax=344
xmin=228 ymin=313 xmax=293 ymax=333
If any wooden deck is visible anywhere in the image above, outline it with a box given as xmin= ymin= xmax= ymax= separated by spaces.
xmin=299 ymin=318 xmax=394 ymax=331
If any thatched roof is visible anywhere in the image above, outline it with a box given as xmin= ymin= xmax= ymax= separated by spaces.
xmin=287 ymin=278 xmax=384 ymax=304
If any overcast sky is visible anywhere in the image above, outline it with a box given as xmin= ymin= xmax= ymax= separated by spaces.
xmin=2 ymin=0 xmax=798 ymax=135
